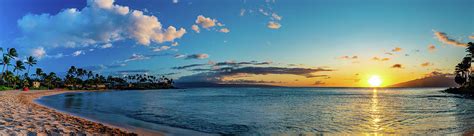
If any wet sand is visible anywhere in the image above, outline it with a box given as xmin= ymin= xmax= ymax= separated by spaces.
xmin=0 ymin=90 xmax=161 ymax=135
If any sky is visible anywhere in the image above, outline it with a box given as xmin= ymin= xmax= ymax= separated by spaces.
xmin=0 ymin=0 xmax=473 ymax=87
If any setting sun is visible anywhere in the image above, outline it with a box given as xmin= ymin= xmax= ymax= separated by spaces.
xmin=368 ymin=75 xmax=383 ymax=87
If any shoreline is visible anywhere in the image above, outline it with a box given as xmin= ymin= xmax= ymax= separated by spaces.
xmin=34 ymin=90 xmax=166 ymax=136
xmin=0 ymin=90 xmax=163 ymax=135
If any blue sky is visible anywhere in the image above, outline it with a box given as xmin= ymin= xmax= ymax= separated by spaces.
xmin=0 ymin=0 xmax=473 ymax=86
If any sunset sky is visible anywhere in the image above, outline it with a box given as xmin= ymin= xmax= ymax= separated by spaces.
xmin=0 ymin=0 xmax=473 ymax=87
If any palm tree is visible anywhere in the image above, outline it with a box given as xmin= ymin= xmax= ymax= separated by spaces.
xmin=1 ymin=48 xmax=17 ymax=81
xmin=4 ymin=71 xmax=15 ymax=87
xmin=34 ymin=68 xmax=44 ymax=81
xmin=44 ymin=72 xmax=58 ymax=89
xmin=21 ymin=79 xmax=29 ymax=89
xmin=76 ymin=69 xmax=86 ymax=86
xmin=65 ymin=74 xmax=75 ymax=88
xmin=67 ymin=66 xmax=77 ymax=77
xmin=87 ymin=71 xmax=93 ymax=80
xmin=6 ymin=48 xmax=18 ymax=59
xmin=466 ymin=42 xmax=474 ymax=56
xmin=13 ymin=60 xmax=26 ymax=77
xmin=79 ymin=69 xmax=86 ymax=80
xmin=53 ymin=74 xmax=62 ymax=88
xmin=25 ymin=56 xmax=37 ymax=76
xmin=11 ymin=75 xmax=20 ymax=88
xmin=0 ymin=55 xmax=10 ymax=81
xmin=455 ymin=63 xmax=466 ymax=85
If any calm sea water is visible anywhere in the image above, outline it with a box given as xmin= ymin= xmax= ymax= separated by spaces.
xmin=36 ymin=87 xmax=474 ymax=135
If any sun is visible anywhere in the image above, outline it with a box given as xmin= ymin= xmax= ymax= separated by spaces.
xmin=368 ymin=75 xmax=382 ymax=87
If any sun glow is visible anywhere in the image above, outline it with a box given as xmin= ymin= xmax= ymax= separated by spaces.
xmin=368 ymin=75 xmax=382 ymax=87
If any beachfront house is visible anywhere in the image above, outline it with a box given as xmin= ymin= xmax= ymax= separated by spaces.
xmin=32 ymin=81 xmax=40 ymax=88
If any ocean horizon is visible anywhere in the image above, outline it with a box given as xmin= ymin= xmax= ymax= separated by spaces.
xmin=36 ymin=87 xmax=473 ymax=135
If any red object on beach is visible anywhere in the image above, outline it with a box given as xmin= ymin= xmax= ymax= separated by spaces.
xmin=23 ymin=87 xmax=29 ymax=91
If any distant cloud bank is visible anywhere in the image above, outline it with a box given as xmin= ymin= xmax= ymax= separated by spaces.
xmin=177 ymin=66 xmax=332 ymax=83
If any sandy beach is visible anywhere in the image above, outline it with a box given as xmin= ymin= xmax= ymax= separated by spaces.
xmin=0 ymin=90 xmax=139 ymax=135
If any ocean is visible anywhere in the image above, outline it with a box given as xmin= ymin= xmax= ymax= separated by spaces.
xmin=36 ymin=87 xmax=474 ymax=135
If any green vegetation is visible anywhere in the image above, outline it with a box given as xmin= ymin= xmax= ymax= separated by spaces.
xmin=445 ymin=42 xmax=474 ymax=94
xmin=0 ymin=47 xmax=174 ymax=90
xmin=0 ymin=86 xmax=13 ymax=91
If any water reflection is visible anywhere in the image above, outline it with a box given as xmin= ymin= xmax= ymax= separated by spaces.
xmin=370 ymin=89 xmax=381 ymax=133
xmin=64 ymin=93 xmax=83 ymax=108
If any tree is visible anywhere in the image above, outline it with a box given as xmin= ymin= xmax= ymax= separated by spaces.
xmin=25 ymin=56 xmax=37 ymax=76
xmin=0 ymin=55 xmax=10 ymax=81
xmin=21 ymin=79 xmax=29 ymax=88
xmin=66 ymin=66 xmax=78 ymax=89
xmin=34 ymin=68 xmax=44 ymax=81
xmin=87 ymin=71 xmax=93 ymax=80
xmin=13 ymin=60 xmax=26 ymax=77
xmin=466 ymin=42 xmax=474 ymax=57
xmin=4 ymin=71 xmax=15 ymax=87
xmin=67 ymin=66 xmax=77 ymax=77
xmin=455 ymin=63 xmax=466 ymax=85
xmin=453 ymin=42 xmax=474 ymax=88
xmin=77 ymin=68 xmax=85 ymax=80
xmin=1 ymin=48 xmax=17 ymax=82
xmin=44 ymin=72 xmax=59 ymax=89
xmin=6 ymin=48 xmax=18 ymax=59
xmin=65 ymin=75 xmax=75 ymax=88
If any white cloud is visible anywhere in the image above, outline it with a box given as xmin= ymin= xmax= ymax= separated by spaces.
xmin=130 ymin=11 xmax=186 ymax=45
xmin=240 ymin=9 xmax=246 ymax=16
xmin=191 ymin=24 xmax=200 ymax=33
xmin=124 ymin=53 xmax=150 ymax=62
xmin=101 ymin=43 xmax=113 ymax=48
xmin=267 ymin=21 xmax=281 ymax=29
xmin=219 ymin=28 xmax=230 ymax=33
xmin=195 ymin=15 xmax=217 ymax=29
xmin=470 ymin=35 xmax=474 ymax=39
xmin=271 ymin=13 xmax=282 ymax=21
xmin=171 ymin=42 xmax=179 ymax=46
xmin=90 ymin=0 xmax=114 ymax=9
xmin=31 ymin=47 xmax=46 ymax=59
xmin=174 ymin=54 xmax=186 ymax=58
xmin=48 ymin=53 xmax=65 ymax=59
xmin=72 ymin=50 xmax=85 ymax=56
xmin=259 ymin=8 xmax=270 ymax=16
xmin=17 ymin=0 xmax=186 ymax=48
xmin=172 ymin=0 xmax=178 ymax=4
xmin=256 ymin=6 xmax=282 ymax=30
xmin=153 ymin=46 xmax=171 ymax=52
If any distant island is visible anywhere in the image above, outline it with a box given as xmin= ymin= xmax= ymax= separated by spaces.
xmin=0 ymin=48 xmax=174 ymax=91
xmin=390 ymin=73 xmax=457 ymax=88
xmin=445 ymin=42 xmax=474 ymax=94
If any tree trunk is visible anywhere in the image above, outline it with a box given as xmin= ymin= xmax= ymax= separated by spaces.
xmin=1 ymin=64 xmax=5 ymax=81
xmin=27 ymin=66 xmax=30 ymax=77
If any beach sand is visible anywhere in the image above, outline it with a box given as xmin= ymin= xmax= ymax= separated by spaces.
xmin=0 ymin=90 xmax=151 ymax=135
